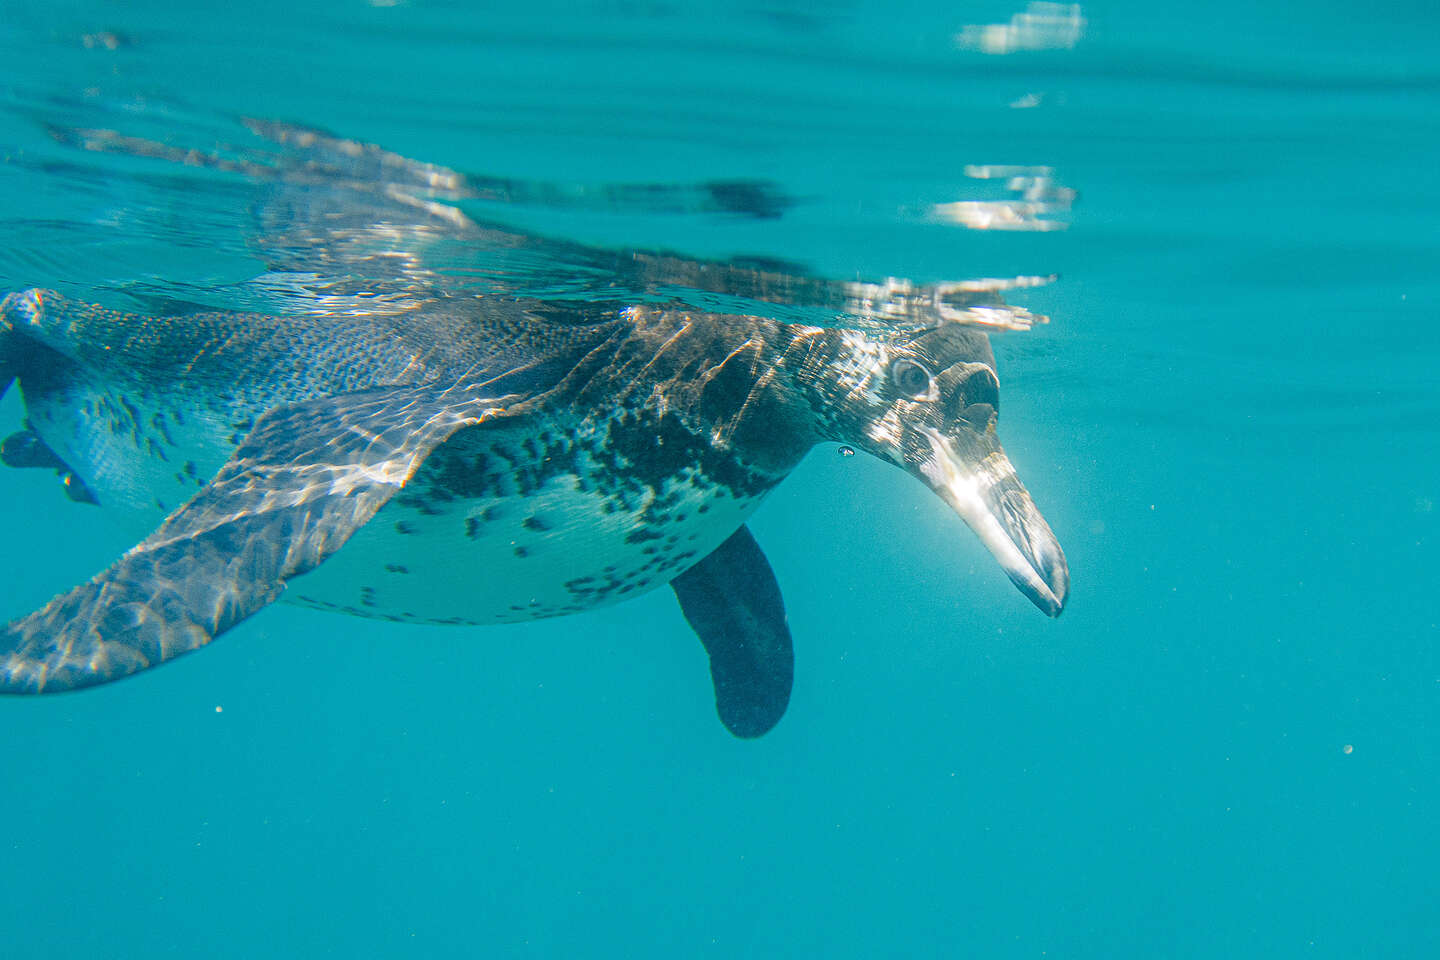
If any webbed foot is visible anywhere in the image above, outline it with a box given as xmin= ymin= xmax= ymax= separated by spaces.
xmin=2 ymin=430 xmax=100 ymax=505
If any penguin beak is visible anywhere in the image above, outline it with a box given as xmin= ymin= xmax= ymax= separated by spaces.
xmin=912 ymin=425 xmax=1069 ymax=617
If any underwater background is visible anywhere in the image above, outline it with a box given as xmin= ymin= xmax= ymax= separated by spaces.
xmin=1 ymin=1 xmax=1437 ymax=956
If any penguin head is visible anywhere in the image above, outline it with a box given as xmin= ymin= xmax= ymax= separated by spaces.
xmin=816 ymin=323 xmax=1069 ymax=617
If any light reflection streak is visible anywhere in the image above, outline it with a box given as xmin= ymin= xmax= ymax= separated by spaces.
xmin=44 ymin=116 xmax=1057 ymax=332
xmin=929 ymin=165 xmax=1075 ymax=232
xmin=955 ymin=2 xmax=1086 ymax=55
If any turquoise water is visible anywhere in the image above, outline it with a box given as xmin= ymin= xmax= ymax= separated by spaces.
xmin=2 ymin=1 xmax=1437 ymax=957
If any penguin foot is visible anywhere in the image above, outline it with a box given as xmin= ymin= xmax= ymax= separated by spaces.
xmin=61 ymin=471 xmax=99 ymax=504
xmin=2 ymin=430 xmax=99 ymax=505
xmin=1 ymin=430 xmax=65 ymax=470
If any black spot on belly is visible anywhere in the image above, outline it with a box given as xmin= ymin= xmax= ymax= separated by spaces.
xmin=150 ymin=412 xmax=176 ymax=447
xmin=118 ymin=396 xmax=141 ymax=427
xmin=513 ymin=545 xmax=529 ymax=558
xmin=228 ymin=416 xmax=254 ymax=445
xmin=465 ymin=517 xmax=481 ymax=539
xmin=395 ymin=521 xmax=416 ymax=535
xmin=522 ymin=515 xmax=550 ymax=532
xmin=625 ymin=527 xmax=662 ymax=545
xmin=601 ymin=410 xmax=771 ymax=499
xmin=385 ymin=564 xmax=409 ymax=574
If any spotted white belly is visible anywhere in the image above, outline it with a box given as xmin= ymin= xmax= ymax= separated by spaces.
xmin=292 ymin=437 xmax=767 ymax=624
xmin=28 ymin=382 xmax=776 ymax=626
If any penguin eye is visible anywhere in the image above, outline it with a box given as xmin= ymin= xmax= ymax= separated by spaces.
xmin=890 ymin=359 xmax=934 ymax=399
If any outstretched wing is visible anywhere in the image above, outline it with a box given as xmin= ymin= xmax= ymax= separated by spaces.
xmin=0 ymin=383 xmax=516 ymax=693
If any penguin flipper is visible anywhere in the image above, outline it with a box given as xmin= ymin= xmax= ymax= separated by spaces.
xmin=671 ymin=525 xmax=793 ymax=739
xmin=0 ymin=383 xmax=516 ymax=693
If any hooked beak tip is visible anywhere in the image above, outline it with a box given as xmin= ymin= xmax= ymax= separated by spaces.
xmin=914 ymin=425 xmax=1069 ymax=619
xmin=1025 ymin=568 xmax=1068 ymax=618
xmin=1025 ymin=542 xmax=1069 ymax=618
xmin=993 ymin=506 xmax=1068 ymax=618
